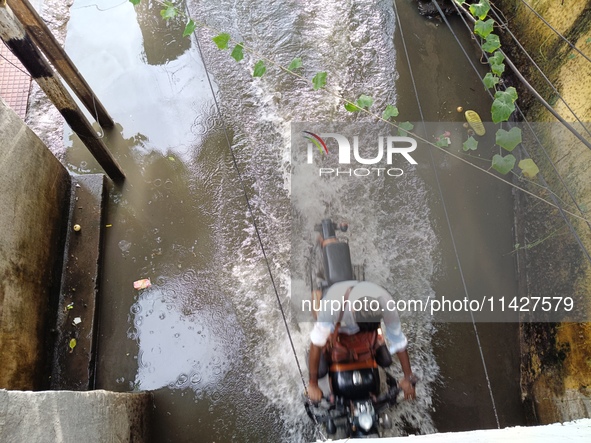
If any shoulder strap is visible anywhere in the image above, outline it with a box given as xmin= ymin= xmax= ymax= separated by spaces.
xmin=334 ymin=285 xmax=354 ymax=336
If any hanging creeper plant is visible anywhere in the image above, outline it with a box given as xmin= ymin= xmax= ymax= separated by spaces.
xmin=455 ymin=0 xmax=539 ymax=179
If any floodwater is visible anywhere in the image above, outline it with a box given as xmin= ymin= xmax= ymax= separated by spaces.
xmin=61 ymin=0 xmax=525 ymax=441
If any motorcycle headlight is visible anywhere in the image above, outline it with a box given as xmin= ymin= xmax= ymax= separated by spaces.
xmin=358 ymin=412 xmax=373 ymax=431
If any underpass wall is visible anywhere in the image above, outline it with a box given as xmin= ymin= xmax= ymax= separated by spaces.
xmin=0 ymin=98 xmax=70 ymax=390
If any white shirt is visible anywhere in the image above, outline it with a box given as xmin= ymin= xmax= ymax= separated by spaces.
xmin=310 ymin=280 xmax=408 ymax=354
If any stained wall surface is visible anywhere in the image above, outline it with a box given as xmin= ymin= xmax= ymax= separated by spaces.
xmin=0 ymin=98 xmax=70 ymax=389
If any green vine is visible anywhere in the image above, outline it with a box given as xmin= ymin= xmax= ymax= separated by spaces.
xmin=120 ymin=0 xmax=591 ymax=223
xmin=455 ymin=0 xmax=539 ymax=178
xmin=133 ymin=0 xmax=542 ymax=181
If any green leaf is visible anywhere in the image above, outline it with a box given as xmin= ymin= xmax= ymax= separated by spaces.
xmin=506 ymin=86 xmax=518 ymax=102
xmin=129 ymin=0 xmax=141 ymax=5
xmin=482 ymin=33 xmax=501 ymax=53
xmin=489 ymin=50 xmax=505 ymax=66
xmin=69 ymin=338 xmax=77 ymax=350
xmin=312 ymin=72 xmax=327 ymax=90
xmin=519 ymin=158 xmax=540 ymax=178
xmin=491 ymin=90 xmax=516 ymax=123
xmin=287 ymin=57 xmax=303 ymax=71
xmin=463 ymin=136 xmax=479 ymax=151
xmin=212 ymin=33 xmax=231 ymax=50
xmin=490 ymin=61 xmax=505 ymax=76
xmin=160 ymin=2 xmax=177 ymax=19
xmin=435 ymin=132 xmax=451 ymax=148
xmin=489 ymin=51 xmax=506 ymax=76
xmin=253 ymin=60 xmax=266 ymax=77
xmin=492 ymin=154 xmax=516 ymax=175
xmin=344 ymin=102 xmax=361 ymax=112
xmin=496 ymin=127 xmax=522 ymax=152
xmin=398 ymin=121 xmax=414 ymax=137
xmin=483 ymin=72 xmax=499 ymax=89
xmin=382 ymin=105 xmax=399 ymax=120
xmin=183 ymin=19 xmax=196 ymax=37
xmin=469 ymin=0 xmax=491 ymax=20
xmin=474 ymin=19 xmax=494 ymax=38
xmin=230 ymin=43 xmax=244 ymax=62
xmin=356 ymin=95 xmax=374 ymax=109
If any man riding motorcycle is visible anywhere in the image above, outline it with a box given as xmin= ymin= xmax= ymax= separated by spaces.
xmin=307 ymin=280 xmax=417 ymax=402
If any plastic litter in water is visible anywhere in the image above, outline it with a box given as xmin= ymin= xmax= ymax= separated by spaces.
xmin=134 ymin=278 xmax=152 ymax=290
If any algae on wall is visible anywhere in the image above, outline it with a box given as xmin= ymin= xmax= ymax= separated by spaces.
xmin=494 ymin=0 xmax=591 ymax=424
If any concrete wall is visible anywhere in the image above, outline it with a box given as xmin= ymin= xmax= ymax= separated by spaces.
xmin=495 ymin=0 xmax=591 ymax=424
xmin=0 ymin=98 xmax=70 ymax=389
xmin=0 ymin=389 xmax=152 ymax=443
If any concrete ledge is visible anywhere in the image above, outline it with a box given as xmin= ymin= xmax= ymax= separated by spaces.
xmin=321 ymin=419 xmax=591 ymax=442
xmin=51 ymin=174 xmax=106 ymax=390
xmin=0 ymin=389 xmax=152 ymax=443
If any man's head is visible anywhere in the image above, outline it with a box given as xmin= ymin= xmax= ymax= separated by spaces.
xmin=352 ymin=296 xmax=382 ymax=324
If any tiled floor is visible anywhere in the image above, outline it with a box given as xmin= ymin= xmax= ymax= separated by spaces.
xmin=0 ymin=41 xmax=32 ymax=120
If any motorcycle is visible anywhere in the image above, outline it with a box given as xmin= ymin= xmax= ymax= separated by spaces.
xmin=304 ymin=218 xmax=402 ymax=438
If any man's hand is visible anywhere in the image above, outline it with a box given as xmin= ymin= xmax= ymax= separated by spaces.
xmin=307 ymin=383 xmax=323 ymax=402
xmin=398 ymin=378 xmax=416 ymax=400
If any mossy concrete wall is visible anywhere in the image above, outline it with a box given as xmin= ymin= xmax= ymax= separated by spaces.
xmin=0 ymin=98 xmax=70 ymax=389
xmin=495 ymin=0 xmax=591 ymax=424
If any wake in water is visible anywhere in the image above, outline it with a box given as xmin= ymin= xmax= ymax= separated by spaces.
xmin=188 ymin=0 xmax=440 ymax=439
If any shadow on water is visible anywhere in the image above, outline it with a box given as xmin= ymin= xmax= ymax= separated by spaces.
xmin=61 ymin=0 xmax=526 ymax=440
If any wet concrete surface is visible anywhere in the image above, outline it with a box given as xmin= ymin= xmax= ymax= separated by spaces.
xmin=51 ymin=174 xmax=106 ymax=390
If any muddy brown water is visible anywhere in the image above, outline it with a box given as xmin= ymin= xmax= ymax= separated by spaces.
xmin=60 ymin=0 xmax=525 ymax=440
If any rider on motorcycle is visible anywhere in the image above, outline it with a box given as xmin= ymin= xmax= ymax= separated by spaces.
xmin=307 ymin=280 xmax=417 ymax=402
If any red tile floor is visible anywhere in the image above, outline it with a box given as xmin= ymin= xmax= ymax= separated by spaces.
xmin=0 ymin=41 xmax=32 ymax=120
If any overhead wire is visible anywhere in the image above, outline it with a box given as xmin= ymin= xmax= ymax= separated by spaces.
xmin=145 ymin=0 xmax=591 ymax=226
xmin=0 ymin=51 xmax=31 ymax=77
xmin=483 ymin=5 xmax=591 ymax=236
xmin=517 ymin=0 xmax=591 ymax=65
xmin=170 ymin=1 xmax=590 ymax=436
xmin=447 ymin=5 xmax=591 ymax=153
xmin=444 ymin=0 xmax=591 ymax=262
xmin=183 ymin=4 xmax=326 ymax=441
xmin=393 ymin=0 xmax=500 ymax=429
xmin=486 ymin=6 xmax=591 ymax=140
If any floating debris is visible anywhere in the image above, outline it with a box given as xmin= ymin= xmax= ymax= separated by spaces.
xmin=69 ymin=338 xmax=77 ymax=353
xmin=465 ymin=110 xmax=486 ymax=136
xmin=134 ymin=278 xmax=152 ymax=290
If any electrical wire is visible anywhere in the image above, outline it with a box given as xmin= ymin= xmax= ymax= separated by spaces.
xmin=445 ymin=0 xmax=591 ymax=262
xmin=394 ymin=0 xmax=501 ymax=429
xmin=183 ymin=5 xmax=326 ymax=440
xmin=143 ymin=0 xmax=591 ymax=225
xmin=486 ymin=6 xmax=591 ymax=140
xmin=0 ymin=51 xmax=31 ymax=77
xmin=517 ymin=0 xmax=591 ymax=65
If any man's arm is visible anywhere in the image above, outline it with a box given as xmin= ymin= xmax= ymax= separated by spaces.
xmin=396 ymin=348 xmax=417 ymax=400
xmin=307 ymin=343 xmax=324 ymax=401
